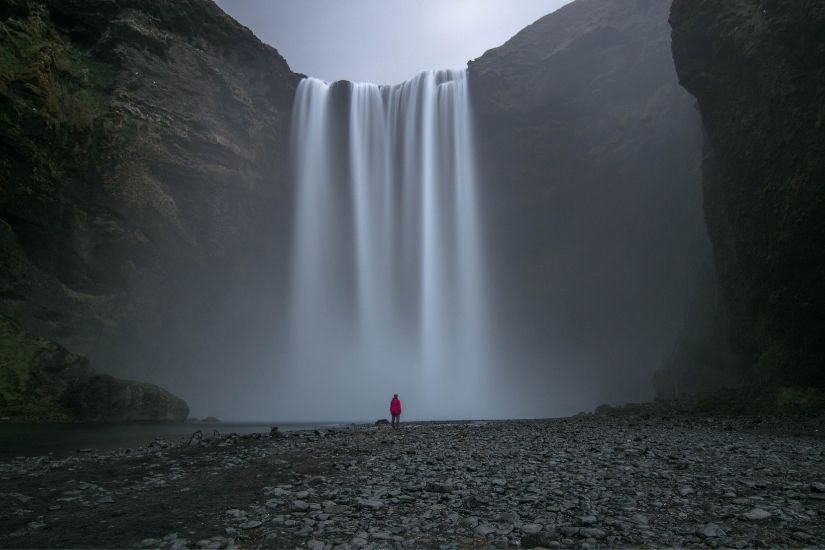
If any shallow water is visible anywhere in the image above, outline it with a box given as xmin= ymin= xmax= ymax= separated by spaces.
xmin=0 ymin=421 xmax=338 ymax=459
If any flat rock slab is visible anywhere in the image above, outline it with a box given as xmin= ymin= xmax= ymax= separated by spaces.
xmin=0 ymin=416 xmax=824 ymax=548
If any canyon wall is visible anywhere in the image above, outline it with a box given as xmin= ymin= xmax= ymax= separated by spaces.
xmin=670 ymin=0 xmax=825 ymax=397
xmin=0 ymin=0 xmax=299 ymax=417
xmin=469 ymin=0 xmax=708 ymax=407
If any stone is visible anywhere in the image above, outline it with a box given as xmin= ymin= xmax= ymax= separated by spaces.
xmin=476 ymin=524 xmax=497 ymax=537
xmin=631 ymin=514 xmax=649 ymax=525
xmin=579 ymin=515 xmax=597 ymax=525
xmin=560 ymin=526 xmax=580 ymax=537
xmin=701 ymin=523 xmax=726 ymax=538
xmin=744 ymin=508 xmax=772 ymax=521
xmin=324 ymin=504 xmax=350 ymax=514
xmin=522 ymin=523 xmax=543 ymax=535
xmin=357 ymin=499 xmax=383 ymax=510
xmin=580 ymin=528 xmax=606 ymax=539
xmin=289 ymin=500 xmax=310 ymax=512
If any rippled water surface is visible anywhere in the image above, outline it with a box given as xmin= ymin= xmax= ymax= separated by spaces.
xmin=0 ymin=421 xmax=337 ymax=459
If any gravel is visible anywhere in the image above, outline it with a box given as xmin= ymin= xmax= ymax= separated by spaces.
xmin=0 ymin=415 xmax=823 ymax=548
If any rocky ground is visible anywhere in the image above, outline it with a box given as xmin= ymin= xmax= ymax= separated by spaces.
xmin=1 ymin=416 xmax=824 ymax=549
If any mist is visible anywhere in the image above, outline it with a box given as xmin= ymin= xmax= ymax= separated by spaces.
xmin=87 ymin=0 xmax=706 ymax=423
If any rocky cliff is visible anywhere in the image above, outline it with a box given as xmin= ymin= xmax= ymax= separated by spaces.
xmin=0 ymin=0 xmax=300 ymax=416
xmin=3 ymin=0 xmax=765 ymax=416
xmin=670 ymin=1 xmax=825 ymax=395
xmin=469 ymin=0 xmax=708 ymax=406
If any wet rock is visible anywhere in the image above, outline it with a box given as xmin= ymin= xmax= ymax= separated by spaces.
xmin=701 ymin=523 xmax=726 ymax=538
xmin=225 ymin=509 xmax=246 ymax=520
xmin=631 ymin=513 xmax=649 ymax=525
xmin=560 ymin=526 xmax=580 ymax=537
xmin=579 ymin=515 xmax=597 ymax=525
xmin=356 ymin=498 xmax=383 ymax=510
xmin=240 ymin=520 xmax=262 ymax=529
xmin=521 ymin=523 xmax=543 ymax=535
xmin=580 ymin=528 xmax=606 ymax=539
xmin=289 ymin=500 xmax=310 ymax=512
xmin=744 ymin=508 xmax=772 ymax=521
xmin=476 ymin=524 xmax=497 ymax=537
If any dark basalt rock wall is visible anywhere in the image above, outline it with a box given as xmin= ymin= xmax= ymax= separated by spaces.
xmin=670 ymin=0 xmax=825 ymax=391
xmin=0 ymin=0 xmax=300 ymax=413
xmin=469 ymin=0 xmax=709 ymax=405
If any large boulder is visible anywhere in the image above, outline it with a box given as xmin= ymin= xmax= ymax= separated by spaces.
xmin=0 ymin=317 xmax=188 ymax=421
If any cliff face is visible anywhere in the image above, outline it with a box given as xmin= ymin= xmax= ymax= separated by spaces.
xmin=0 ymin=0 xmax=300 ymax=413
xmin=469 ymin=0 xmax=709 ymax=404
xmin=670 ymin=1 xmax=825 ymax=391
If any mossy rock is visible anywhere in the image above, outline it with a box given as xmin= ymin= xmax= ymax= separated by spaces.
xmin=0 ymin=317 xmax=76 ymax=419
xmin=0 ymin=317 xmax=188 ymax=421
xmin=769 ymin=387 xmax=825 ymax=416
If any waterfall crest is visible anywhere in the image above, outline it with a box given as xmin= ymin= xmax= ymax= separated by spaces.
xmin=285 ymin=70 xmax=489 ymax=420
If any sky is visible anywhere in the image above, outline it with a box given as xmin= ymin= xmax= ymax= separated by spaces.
xmin=214 ymin=0 xmax=574 ymax=84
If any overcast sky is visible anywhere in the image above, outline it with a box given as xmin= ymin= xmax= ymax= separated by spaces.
xmin=214 ymin=0 xmax=574 ymax=84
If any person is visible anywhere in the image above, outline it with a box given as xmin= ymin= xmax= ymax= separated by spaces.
xmin=390 ymin=394 xmax=402 ymax=429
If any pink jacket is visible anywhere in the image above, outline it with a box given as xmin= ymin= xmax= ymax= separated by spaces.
xmin=390 ymin=397 xmax=402 ymax=416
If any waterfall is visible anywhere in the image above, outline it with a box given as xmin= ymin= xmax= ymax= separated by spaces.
xmin=284 ymin=70 xmax=489 ymax=421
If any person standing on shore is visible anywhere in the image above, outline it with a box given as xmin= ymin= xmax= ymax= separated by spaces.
xmin=390 ymin=394 xmax=402 ymax=429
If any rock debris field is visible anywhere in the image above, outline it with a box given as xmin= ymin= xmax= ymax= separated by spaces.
xmin=1 ymin=416 xmax=824 ymax=549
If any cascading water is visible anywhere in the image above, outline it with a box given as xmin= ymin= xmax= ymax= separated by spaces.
xmin=283 ymin=70 xmax=490 ymax=421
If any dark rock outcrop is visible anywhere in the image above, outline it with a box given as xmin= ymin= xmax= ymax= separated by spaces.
xmin=0 ymin=0 xmax=300 ymax=409
xmin=670 ymin=1 xmax=825 ymax=391
xmin=469 ymin=0 xmax=708 ymax=403
xmin=0 ymin=317 xmax=188 ymax=420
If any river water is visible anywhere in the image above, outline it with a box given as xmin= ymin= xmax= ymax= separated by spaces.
xmin=0 ymin=421 xmax=339 ymax=459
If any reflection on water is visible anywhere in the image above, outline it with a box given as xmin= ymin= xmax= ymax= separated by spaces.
xmin=0 ymin=422 xmax=339 ymax=460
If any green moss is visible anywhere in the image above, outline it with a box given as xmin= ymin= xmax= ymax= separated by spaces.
xmin=0 ymin=15 xmax=116 ymax=129
xmin=691 ymin=388 xmax=750 ymax=415
xmin=772 ymin=387 xmax=825 ymax=416
xmin=0 ymin=318 xmax=50 ymax=405
xmin=0 ymin=317 xmax=73 ymax=419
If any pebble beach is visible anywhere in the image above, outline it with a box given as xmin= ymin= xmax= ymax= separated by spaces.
xmin=1 ymin=415 xmax=824 ymax=548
